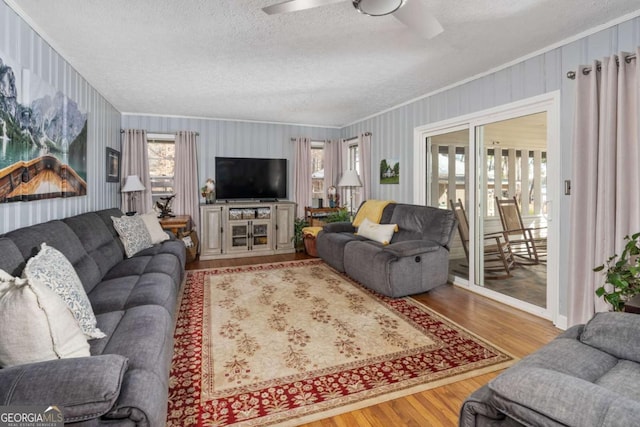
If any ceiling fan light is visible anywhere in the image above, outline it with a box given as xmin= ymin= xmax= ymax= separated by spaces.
xmin=352 ymin=0 xmax=405 ymax=17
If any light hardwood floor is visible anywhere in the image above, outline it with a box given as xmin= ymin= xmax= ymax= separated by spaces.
xmin=187 ymin=253 xmax=561 ymax=427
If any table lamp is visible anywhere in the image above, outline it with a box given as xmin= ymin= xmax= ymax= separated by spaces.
xmin=121 ymin=175 xmax=146 ymax=215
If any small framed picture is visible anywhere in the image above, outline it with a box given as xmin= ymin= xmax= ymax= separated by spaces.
xmin=380 ymin=158 xmax=399 ymax=184
xmin=106 ymin=147 xmax=120 ymax=182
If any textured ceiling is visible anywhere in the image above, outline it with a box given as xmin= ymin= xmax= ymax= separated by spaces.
xmin=5 ymin=0 xmax=640 ymax=127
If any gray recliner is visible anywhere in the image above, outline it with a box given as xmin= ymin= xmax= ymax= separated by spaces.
xmin=459 ymin=312 xmax=640 ymax=427
xmin=316 ymin=202 xmax=457 ymax=297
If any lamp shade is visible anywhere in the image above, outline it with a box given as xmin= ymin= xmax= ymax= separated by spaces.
xmin=337 ymin=169 xmax=362 ymax=187
xmin=121 ymin=175 xmax=146 ymax=193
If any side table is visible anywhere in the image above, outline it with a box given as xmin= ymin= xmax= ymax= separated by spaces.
xmin=624 ymin=294 xmax=640 ymax=314
xmin=304 ymin=206 xmax=342 ymax=227
xmin=159 ymin=215 xmax=192 ymax=235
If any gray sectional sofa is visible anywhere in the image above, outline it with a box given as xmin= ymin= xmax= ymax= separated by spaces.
xmin=316 ymin=202 xmax=456 ymax=297
xmin=459 ymin=312 xmax=640 ymax=427
xmin=0 ymin=208 xmax=185 ymax=426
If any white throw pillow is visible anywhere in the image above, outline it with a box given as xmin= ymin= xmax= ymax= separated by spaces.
xmin=24 ymin=243 xmax=105 ymax=339
xmin=140 ymin=212 xmax=170 ymax=244
xmin=112 ymin=214 xmax=153 ymax=257
xmin=0 ymin=270 xmax=90 ymax=368
xmin=357 ymin=217 xmax=397 ymax=245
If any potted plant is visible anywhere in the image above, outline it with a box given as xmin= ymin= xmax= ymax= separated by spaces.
xmin=324 ymin=208 xmax=350 ymax=223
xmin=292 ymin=217 xmax=309 ymax=252
xmin=594 ymin=232 xmax=640 ymax=311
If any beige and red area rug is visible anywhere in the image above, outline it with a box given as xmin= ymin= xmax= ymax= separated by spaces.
xmin=168 ymin=259 xmax=515 ymax=426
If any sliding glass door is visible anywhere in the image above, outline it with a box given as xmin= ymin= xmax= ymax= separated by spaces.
xmin=416 ymin=93 xmax=558 ymax=321
xmin=428 ymin=128 xmax=470 ymax=281
xmin=475 ymin=112 xmax=548 ymax=308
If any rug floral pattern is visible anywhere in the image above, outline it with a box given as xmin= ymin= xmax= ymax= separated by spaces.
xmin=168 ymin=260 xmax=514 ymax=426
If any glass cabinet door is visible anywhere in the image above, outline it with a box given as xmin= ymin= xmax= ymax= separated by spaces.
xmin=230 ymin=224 xmax=249 ymax=250
xmin=252 ymin=221 xmax=270 ymax=249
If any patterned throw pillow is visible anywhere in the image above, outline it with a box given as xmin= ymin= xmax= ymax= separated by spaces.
xmin=0 ymin=269 xmax=90 ymax=367
xmin=24 ymin=243 xmax=105 ymax=339
xmin=112 ymin=214 xmax=153 ymax=257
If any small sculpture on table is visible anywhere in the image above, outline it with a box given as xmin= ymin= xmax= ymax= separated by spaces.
xmin=156 ymin=194 xmax=176 ymax=218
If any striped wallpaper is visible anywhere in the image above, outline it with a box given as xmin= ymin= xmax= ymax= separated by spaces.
xmin=3 ymin=0 xmax=640 ymax=318
xmin=341 ymin=14 xmax=640 ymax=317
xmin=0 ymin=2 xmax=121 ymax=234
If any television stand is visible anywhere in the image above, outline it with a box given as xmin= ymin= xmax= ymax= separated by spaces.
xmin=200 ymin=200 xmax=295 ymax=260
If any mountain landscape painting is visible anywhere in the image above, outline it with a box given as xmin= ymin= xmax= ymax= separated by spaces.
xmin=0 ymin=52 xmax=87 ymax=203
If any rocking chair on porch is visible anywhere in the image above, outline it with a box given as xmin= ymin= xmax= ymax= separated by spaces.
xmin=450 ymin=199 xmax=515 ymax=279
xmin=495 ymin=196 xmax=547 ymax=265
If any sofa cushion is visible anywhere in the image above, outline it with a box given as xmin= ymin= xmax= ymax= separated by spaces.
xmin=4 ymin=220 xmax=102 ymax=288
xmin=94 ymin=208 xmax=127 ymax=254
xmin=489 ymin=366 xmax=640 ymax=427
xmin=580 ymin=311 xmax=640 ymax=363
xmin=97 ymin=304 xmax=174 ymax=427
xmin=24 ymin=243 xmax=105 ymax=339
xmin=357 ymin=218 xmax=397 ymax=245
xmin=0 ymin=270 xmax=89 ymax=367
xmin=136 ymin=240 xmax=187 ymax=271
xmin=64 ymin=212 xmax=125 ymax=288
xmin=89 ymin=273 xmax=178 ymax=316
xmin=0 ymin=355 xmax=128 ymax=423
xmin=104 ymin=251 xmax=183 ymax=288
xmin=112 ymin=215 xmax=153 ymax=257
xmin=0 ymin=238 xmax=25 ymax=277
xmin=389 ymin=204 xmax=456 ymax=247
xmin=517 ymin=337 xmax=618 ymax=382
xmin=595 ymin=360 xmax=640 ymax=402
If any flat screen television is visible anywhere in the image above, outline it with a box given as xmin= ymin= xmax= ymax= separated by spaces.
xmin=215 ymin=157 xmax=287 ymax=200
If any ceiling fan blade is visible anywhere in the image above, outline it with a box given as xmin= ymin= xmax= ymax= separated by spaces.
xmin=392 ymin=0 xmax=443 ymax=39
xmin=262 ymin=0 xmax=345 ymax=15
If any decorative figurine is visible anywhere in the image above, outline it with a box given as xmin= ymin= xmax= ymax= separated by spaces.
xmin=156 ymin=194 xmax=176 ymax=218
xmin=202 ymin=178 xmax=215 ymax=204
xmin=327 ymin=186 xmax=339 ymax=208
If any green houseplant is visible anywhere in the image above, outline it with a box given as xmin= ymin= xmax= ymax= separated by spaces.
xmin=594 ymin=232 xmax=640 ymax=311
xmin=324 ymin=208 xmax=350 ymax=223
xmin=292 ymin=217 xmax=309 ymax=252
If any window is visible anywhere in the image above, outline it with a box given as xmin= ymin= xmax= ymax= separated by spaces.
xmin=311 ymin=141 xmax=325 ymax=200
xmin=348 ymin=142 xmax=360 ymax=174
xmin=147 ymin=134 xmax=175 ymax=202
xmin=347 ymin=141 xmax=361 ymax=209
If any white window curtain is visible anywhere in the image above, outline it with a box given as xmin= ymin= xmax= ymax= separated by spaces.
xmin=568 ymin=48 xmax=640 ymax=326
xmin=358 ymin=132 xmax=372 ymax=202
xmin=121 ymin=129 xmax=152 ymax=213
xmin=293 ymin=137 xmax=312 ymax=218
xmin=174 ymin=131 xmax=200 ymax=230
xmin=323 ymin=138 xmax=344 ymax=198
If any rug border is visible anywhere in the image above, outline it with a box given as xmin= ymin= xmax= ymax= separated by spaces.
xmin=179 ymin=259 xmax=518 ymax=426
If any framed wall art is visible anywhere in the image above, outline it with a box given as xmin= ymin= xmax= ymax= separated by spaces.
xmin=106 ymin=147 xmax=120 ymax=182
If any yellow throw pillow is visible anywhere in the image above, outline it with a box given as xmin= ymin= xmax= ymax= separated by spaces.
xmin=357 ymin=218 xmax=397 ymax=245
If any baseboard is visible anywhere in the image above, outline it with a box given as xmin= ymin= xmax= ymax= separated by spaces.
xmin=554 ymin=314 xmax=568 ymax=330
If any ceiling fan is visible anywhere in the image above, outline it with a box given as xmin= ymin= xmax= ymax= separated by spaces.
xmin=262 ymin=0 xmax=443 ymax=40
